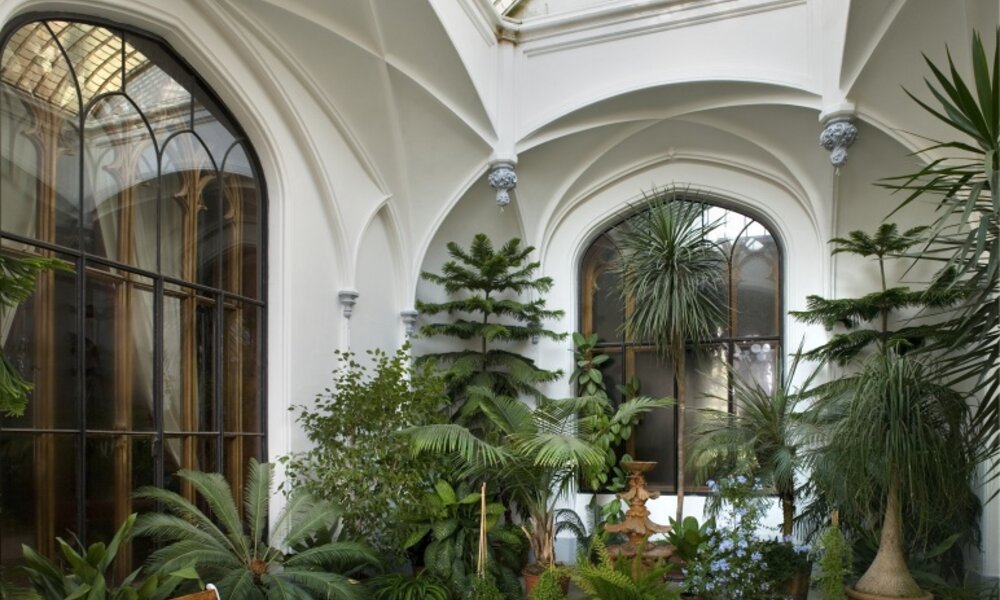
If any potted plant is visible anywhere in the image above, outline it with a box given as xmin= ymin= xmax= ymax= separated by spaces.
xmin=611 ymin=192 xmax=726 ymax=522
xmin=812 ymin=514 xmax=852 ymax=600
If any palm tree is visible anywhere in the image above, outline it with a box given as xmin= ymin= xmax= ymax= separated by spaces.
xmin=407 ymin=387 xmax=667 ymax=571
xmin=612 ymin=192 xmax=726 ymax=522
xmin=133 ymin=459 xmax=377 ymax=600
xmin=690 ymin=348 xmax=819 ymax=536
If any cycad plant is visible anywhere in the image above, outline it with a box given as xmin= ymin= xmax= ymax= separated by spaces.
xmin=612 ymin=192 xmax=726 ymax=521
xmin=0 ymin=255 xmax=68 ymax=416
xmin=571 ymin=537 xmax=679 ymax=600
xmin=417 ymin=234 xmax=565 ymax=421
xmin=689 ymin=348 xmax=819 ymax=536
xmin=133 ymin=459 xmax=377 ymax=600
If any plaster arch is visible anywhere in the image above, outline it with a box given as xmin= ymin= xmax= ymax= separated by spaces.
xmin=519 ymin=79 xmax=820 ymax=145
xmin=354 ymin=205 xmax=408 ymax=353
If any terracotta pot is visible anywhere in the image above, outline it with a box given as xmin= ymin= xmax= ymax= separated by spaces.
xmin=781 ymin=569 xmax=811 ymax=600
xmin=846 ymin=586 xmax=933 ymax=600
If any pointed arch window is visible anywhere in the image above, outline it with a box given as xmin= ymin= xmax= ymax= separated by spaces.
xmin=0 ymin=17 xmax=266 ymax=571
xmin=579 ymin=201 xmax=781 ymax=492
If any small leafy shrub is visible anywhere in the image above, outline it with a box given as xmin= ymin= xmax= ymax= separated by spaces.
xmin=530 ymin=566 xmax=567 ymax=600
xmin=367 ymin=571 xmax=450 ymax=600
xmin=813 ymin=521 xmax=851 ymax=600
xmin=760 ymin=536 xmax=811 ymax=588
xmin=683 ymin=475 xmax=784 ymax=599
xmin=403 ymin=480 xmax=526 ymax=599
xmin=134 ymin=459 xmax=377 ymax=600
xmin=572 ymin=537 xmax=679 ymax=600
xmin=283 ymin=345 xmax=448 ymax=561
xmin=19 ymin=514 xmax=196 ymax=600
xmin=664 ymin=516 xmax=715 ymax=564
xmin=468 ymin=575 xmax=506 ymax=600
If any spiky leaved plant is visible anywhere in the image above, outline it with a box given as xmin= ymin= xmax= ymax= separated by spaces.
xmin=793 ymin=224 xmax=978 ymax=597
xmin=134 ymin=459 xmax=377 ymax=600
xmin=0 ymin=255 xmax=68 ymax=416
xmin=690 ymin=347 xmax=820 ymax=536
xmin=612 ymin=192 xmax=726 ymax=522
xmin=882 ymin=28 xmax=998 ymax=507
xmin=417 ymin=234 xmax=565 ymax=421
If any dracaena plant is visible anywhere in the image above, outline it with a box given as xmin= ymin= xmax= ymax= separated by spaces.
xmin=133 ymin=459 xmax=377 ymax=600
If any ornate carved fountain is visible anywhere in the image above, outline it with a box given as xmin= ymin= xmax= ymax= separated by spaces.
xmin=605 ymin=461 xmax=674 ymax=569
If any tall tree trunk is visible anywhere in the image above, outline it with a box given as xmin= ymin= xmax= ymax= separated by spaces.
xmin=675 ymin=347 xmax=686 ymax=523
xmin=854 ymin=475 xmax=924 ymax=597
xmin=782 ymin=494 xmax=794 ymax=537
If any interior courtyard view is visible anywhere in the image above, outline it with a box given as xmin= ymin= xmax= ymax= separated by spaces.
xmin=0 ymin=0 xmax=997 ymax=598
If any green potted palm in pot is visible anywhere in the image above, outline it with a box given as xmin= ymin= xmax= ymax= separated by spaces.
xmin=793 ymin=224 xmax=978 ymax=600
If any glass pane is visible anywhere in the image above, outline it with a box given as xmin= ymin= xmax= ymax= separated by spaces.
xmin=223 ymin=303 xmax=261 ymax=434
xmin=0 ymin=246 xmax=79 ymax=430
xmin=0 ymin=22 xmax=80 ymax=114
xmin=220 ymin=144 xmax=261 ymax=299
xmin=0 ymin=434 xmax=79 ymax=568
xmin=632 ymin=350 xmax=676 ymax=489
xmin=163 ymin=292 xmax=216 ymax=433
xmin=224 ymin=435 xmax=262 ymax=512
xmin=163 ymin=435 xmax=217 ymax=489
xmin=160 ymin=132 xmax=219 ymax=288
xmin=49 ymin=22 xmax=124 ymax=107
xmin=733 ymin=341 xmax=779 ymax=398
xmin=733 ymin=234 xmax=779 ymax=338
xmin=82 ymin=95 xmax=158 ymax=271
xmin=84 ymin=274 xmax=155 ymax=431
xmin=122 ymin=35 xmax=191 ymax=145
xmin=684 ymin=345 xmax=729 ymax=490
xmin=1 ymin=83 xmax=39 ymax=239
xmin=84 ymin=435 xmax=155 ymax=549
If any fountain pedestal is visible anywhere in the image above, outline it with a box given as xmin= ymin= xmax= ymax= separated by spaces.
xmin=605 ymin=461 xmax=674 ymax=568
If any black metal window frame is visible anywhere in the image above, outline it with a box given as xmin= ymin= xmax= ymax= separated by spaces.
xmin=0 ymin=12 xmax=268 ymax=547
xmin=578 ymin=196 xmax=784 ymax=494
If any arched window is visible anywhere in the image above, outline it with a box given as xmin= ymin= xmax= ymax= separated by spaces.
xmin=0 ymin=17 xmax=265 ymax=570
xmin=580 ymin=201 xmax=781 ymax=491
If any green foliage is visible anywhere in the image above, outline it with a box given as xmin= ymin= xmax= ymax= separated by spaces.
xmin=19 ymin=514 xmax=196 ymax=600
xmin=611 ymin=191 xmax=726 ymax=520
xmin=880 ymin=28 xmax=999 ymax=501
xmin=0 ymin=255 xmax=70 ymax=417
xmin=790 ymin=224 xmax=942 ymax=364
xmin=529 ymin=567 xmax=567 ymax=600
xmin=663 ymin=516 xmax=715 ymax=564
xmin=417 ymin=234 xmax=566 ymax=419
xmin=282 ymin=345 xmax=448 ymax=561
xmin=690 ymin=346 xmax=819 ymax=535
xmin=408 ymin=388 xmax=602 ymax=569
xmin=401 ymin=480 xmax=526 ymax=599
xmin=134 ymin=459 xmax=377 ymax=600
xmin=813 ymin=522 xmax=851 ymax=600
xmin=367 ymin=571 xmax=450 ymax=600
xmin=571 ymin=537 xmax=678 ymax=600
xmin=467 ymin=575 xmax=506 ymax=600
xmin=572 ymin=333 xmax=673 ymax=492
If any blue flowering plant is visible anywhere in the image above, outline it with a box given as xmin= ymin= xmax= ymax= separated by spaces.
xmin=683 ymin=475 xmax=785 ymax=599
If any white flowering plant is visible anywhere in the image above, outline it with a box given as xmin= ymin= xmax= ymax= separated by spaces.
xmin=683 ymin=474 xmax=802 ymax=599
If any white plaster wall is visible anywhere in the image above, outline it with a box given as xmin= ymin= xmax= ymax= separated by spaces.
xmin=353 ymin=209 xmax=405 ymax=355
